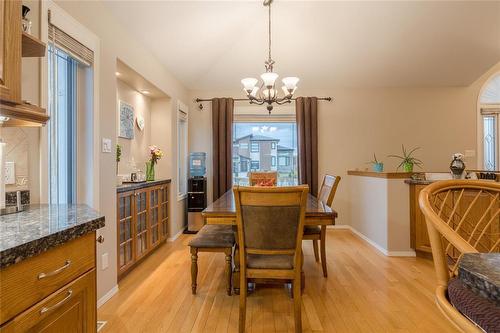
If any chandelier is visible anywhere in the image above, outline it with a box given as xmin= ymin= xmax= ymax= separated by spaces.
xmin=241 ymin=0 xmax=299 ymax=114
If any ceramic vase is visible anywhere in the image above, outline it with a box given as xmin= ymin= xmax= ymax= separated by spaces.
xmin=372 ymin=162 xmax=384 ymax=172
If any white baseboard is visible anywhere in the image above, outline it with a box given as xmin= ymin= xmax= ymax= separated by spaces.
xmin=97 ymin=285 xmax=119 ymax=308
xmin=330 ymin=225 xmax=416 ymax=257
xmin=167 ymin=227 xmax=185 ymax=242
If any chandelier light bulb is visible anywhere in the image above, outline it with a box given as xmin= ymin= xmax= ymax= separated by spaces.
xmin=261 ymin=72 xmax=279 ymax=88
xmin=241 ymin=78 xmax=258 ymax=92
xmin=282 ymin=77 xmax=299 ymax=90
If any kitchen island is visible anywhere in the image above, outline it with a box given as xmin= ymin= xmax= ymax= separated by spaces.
xmin=0 ymin=204 xmax=105 ymax=332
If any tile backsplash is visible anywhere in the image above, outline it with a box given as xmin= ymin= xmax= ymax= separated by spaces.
xmin=5 ymin=190 xmax=30 ymax=207
xmin=2 ymin=128 xmax=31 ymax=192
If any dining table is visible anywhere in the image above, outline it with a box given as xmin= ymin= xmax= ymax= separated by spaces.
xmin=202 ymin=189 xmax=338 ymax=294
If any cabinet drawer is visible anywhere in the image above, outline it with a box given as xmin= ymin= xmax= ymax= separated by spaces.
xmin=0 ymin=269 xmax=96 ymax=333
xmin=0 ymin=233 xmax=95 ymax=325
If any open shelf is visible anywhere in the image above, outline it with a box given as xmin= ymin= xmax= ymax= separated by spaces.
xmin=22 ymin=32 xmax=46 ymax=57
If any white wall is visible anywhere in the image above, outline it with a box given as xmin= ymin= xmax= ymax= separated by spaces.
xmin=189 ymin=61 xmax=500 ymax=227
xmin=116 ymin=79 xmax=152 ymax=175
xmin=53 ymin=0 xmax=189 ymax=301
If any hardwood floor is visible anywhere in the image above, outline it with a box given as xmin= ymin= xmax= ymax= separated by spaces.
xmin=98 ymin=229 xmax=457 ymax=333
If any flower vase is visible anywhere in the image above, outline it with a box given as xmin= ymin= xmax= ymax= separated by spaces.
xmin=145 ymin=161 xmax=155 ymax=181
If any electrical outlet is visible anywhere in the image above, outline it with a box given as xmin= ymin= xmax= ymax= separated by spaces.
xmin=101 ymin=253 xmax=109 ymax=270
xmin=102 ymin=138 xmax=112 ymax=153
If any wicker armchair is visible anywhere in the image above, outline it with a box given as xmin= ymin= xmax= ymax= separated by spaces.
xmin=419 ymin=180 xmax=500 ymax=333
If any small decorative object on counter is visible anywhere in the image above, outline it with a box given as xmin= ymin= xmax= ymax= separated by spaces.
xmin=21 ymin=5 xmax=32 ymax=34
xmin=368 ymin=153 xmax=384 ymax=172
xmin=146 ymin=145 xmax=164 ymax=181
xmin=389 ymin=144 xmax=423 ymax=172
xmin=450 ymin=153 xmax=466 ymax=179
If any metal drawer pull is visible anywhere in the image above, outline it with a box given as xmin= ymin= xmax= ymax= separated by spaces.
xmin=40 ymin=290 xmax=73 ymax=314
xmin=38 ymin=260 xmax=71 ymax=279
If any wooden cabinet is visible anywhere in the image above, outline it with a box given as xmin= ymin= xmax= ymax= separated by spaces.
xmin=0 ymin=0 xmax=48 ymax=125
xmin=0 ymin=0 xmax=22 ymax=104
xmin=117 ymin=182 xmax=170 ymax=279
xmin=0 ymin=232 xmax=97 ymax=332
xmin=409 ymin=184 xmax=432 ymax=257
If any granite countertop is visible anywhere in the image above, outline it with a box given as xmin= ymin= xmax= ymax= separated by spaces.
xmin=116 ymin=179 xmax=171 ymax=193
xmin=0 ymin=204 xmax=105 ymax=269
xmin=458 ymin=253 xmax=500 ymax=305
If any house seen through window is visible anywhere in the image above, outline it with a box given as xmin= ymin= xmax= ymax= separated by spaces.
xmin=233 ymin=122 xmax=298 ymax=186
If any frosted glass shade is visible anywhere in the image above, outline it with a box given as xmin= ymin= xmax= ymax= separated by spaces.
xmin=282 ymin=77 xmax=299 ymax=90
xmin=261 ymin=72 xmax=279 ymax=87
xmin=241 ymin=78 xmax=258 ymax=92
xmin=250 ymin=86 xmax=259 ymax=97
xmin=262 ymin=88 xmax=277 ymax=99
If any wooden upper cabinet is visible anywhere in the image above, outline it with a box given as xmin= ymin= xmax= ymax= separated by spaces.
xmin=0 ymin=0 xmax=22 ymax=104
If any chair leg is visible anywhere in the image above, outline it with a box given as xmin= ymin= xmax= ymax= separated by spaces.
xmin=225 ymin=248 xmax=232 ymax=296
xmin=190 ymin=247 xmax=198 ymax=295
xmin=239 ymin=276 xmax=247 ymax=333
xmin=293 ymin=277 xmax=302 ymax=333
xmin=312 ymin=239 xmax=320 ymax=262
xmin=320 ymin=226 xmax=328 ymax=278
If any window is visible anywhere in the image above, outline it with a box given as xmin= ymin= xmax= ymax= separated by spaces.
xmin=240 ymin=161 xmax=248 ymax=172
xmin=48 ymin=46 xmax=78 ymax=204
xmin=240 ymin=143 xmax=248 ymax=149
xmin=178 ymin=103 xmax=188 ymax=199
xmin=480 ymin=74 xmax=500 ymax=170
xmin=233 ymin=121 xmax=298 ymax=186
xmin=250 ymin=142 xmax=259 ymax=152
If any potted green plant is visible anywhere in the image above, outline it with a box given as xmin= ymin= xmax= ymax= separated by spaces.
xmin=116 ymin=144 xmax=122 ymax=174
xmin=388 ymin=145 xmax=423 ymax=172
xmin=368 ymin=153 xmax=384 ymax=172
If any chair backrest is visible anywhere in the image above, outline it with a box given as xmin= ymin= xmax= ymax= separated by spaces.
xmin=318 ymin=175 xmax=341 ymax=206
xmin=233 ymin=185 xmax=309 ymax=269
xmin=248 ymin=171 xmax=278 ymax=186
xmin=419 ymin=180 xmax=500 ymax=285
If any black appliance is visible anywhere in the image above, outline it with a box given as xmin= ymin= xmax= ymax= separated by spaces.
xmin=186 ymin=177 xmax=207 ymax=233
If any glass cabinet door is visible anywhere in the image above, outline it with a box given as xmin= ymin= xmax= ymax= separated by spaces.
xmin=135 ymin=189 xmax=148 ymax=258
xmin=149 ymin=187 xmax=161 ymax=247
xmin=118 ymin=191 xmax=134 ymax=272
xmin=160 ymin=185 xmax=169 ymax=240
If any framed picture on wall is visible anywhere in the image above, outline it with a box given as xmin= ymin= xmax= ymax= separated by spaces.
xmin=119 ymin=100 xmax=134 ymax=139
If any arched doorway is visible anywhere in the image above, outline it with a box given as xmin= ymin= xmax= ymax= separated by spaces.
xmin=478 ymin=73 xmax=500 ymax=170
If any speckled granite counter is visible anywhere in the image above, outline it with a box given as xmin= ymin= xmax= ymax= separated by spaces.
xmin=116 ymin=179 xmax=171 ymax=193
xmin=459 ymin=253 xmax=500 ymax=305
xmin=0 ymin=204 xmax=105 ymax=269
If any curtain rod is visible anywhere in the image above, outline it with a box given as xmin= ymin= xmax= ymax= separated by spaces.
xmin=195 ymin=97 xmax=332 ymax=110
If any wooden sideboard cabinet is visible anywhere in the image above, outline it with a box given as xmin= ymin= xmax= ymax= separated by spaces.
xmin=0 ymin=0 xmax=48 ymax=125
xmin=117 ymin=182 xmax=169 ymax=278
xmin=0 ymin=233 xmax=97 ymax=332
xmin=409 ymin=184 xmax=432 ymax=257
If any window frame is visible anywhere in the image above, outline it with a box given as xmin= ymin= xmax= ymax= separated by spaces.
xmin=177 ymin=101 xmax=189 ymax=201
xmin=250 ymin=142 xmax=259 ymax=152
xmin=250 ymin=160 xmax=260 ymax=170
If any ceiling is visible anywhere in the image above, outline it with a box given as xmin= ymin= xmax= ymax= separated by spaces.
xmin=104 ymin=1 xmax=500 ymax=91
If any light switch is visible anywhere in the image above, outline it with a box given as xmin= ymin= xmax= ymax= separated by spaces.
xmin=101 ymin=253 xmax=109 ymax=270
xmin=102 ymin=138 xmax=112 ymax=153
xmin=4 ymin=162 xmax=15 ymax=184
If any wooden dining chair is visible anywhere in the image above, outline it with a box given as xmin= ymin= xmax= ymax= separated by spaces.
xmin=419 ymin=180 xmax=500 ymax=333
xmin=248 ymin=171 xmax=278 ymax=186
xmin=303 ymin=175 xmax=340 ymax=277
xmin=233 ymin=185 xmax=309 ymax=333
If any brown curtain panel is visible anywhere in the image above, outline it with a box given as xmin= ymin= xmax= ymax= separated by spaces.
xmin=212 ymin=98 xmax=234 ymax=201
xmin=296 ymin=97 xmax=318 ymax=195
